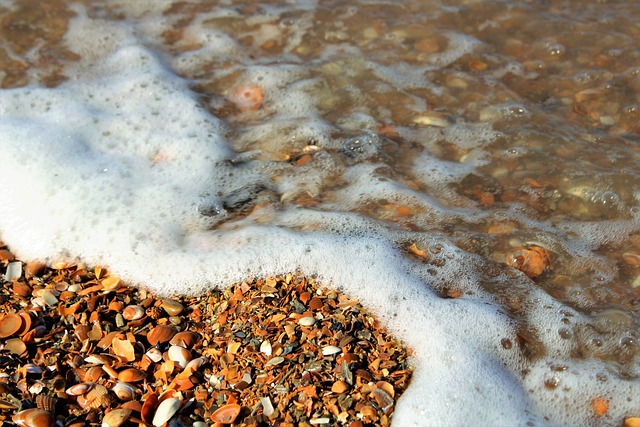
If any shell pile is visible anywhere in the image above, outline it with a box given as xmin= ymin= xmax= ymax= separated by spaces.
xmin=0 ymin=244 xmax=413 ymax=426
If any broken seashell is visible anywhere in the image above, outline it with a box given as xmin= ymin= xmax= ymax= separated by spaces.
xmin=260 ymin=340 xmax=272 ymax=356
xmin=112 ymin=338 xmax=135 ymax=362
xmin=260 ymin=397 xmax=274 ymax=417
xmin=376 ymin=380 xmax=395 ymax=397
xmin=211 ymin=403 xmax=241 ymax=424
xmin=322 ymin=345 xmax=341 ymax=356
xmin=101 ymin=275 xmax=122 ymax=291
xmin=152 ymin=397 xmax=181 ymax=426
xmin=5 ymin=338 xmax=27 ymax=356
xmin=122 ymin=305 xmax=145 ymax=321
xmin=12 ymin=408 xmax=55 ymax=427
xmin=331 ymin=380 xmax=349 ymax=393
xmin=146 ymin=347 xmax=163 ymax=363
xmin=84 ymin=366 xmax=104 ymax=382
xmin=298 ymin=316 xmax=316 ymax=326
xmin=5 ymin=261 xmax=22 ymax=281
xmin=101 ymin=408 xmax=132 ymax=427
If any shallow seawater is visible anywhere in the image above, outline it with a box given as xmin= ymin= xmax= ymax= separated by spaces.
xmin=0 ymin=0 xmax=639 ymax=426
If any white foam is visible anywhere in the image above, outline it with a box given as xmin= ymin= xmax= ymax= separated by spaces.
xmin=1 ymin=5 xmax=638 ymax=427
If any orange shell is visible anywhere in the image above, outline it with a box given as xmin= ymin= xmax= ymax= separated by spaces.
xmin=211 ymin=403 xmax=241 ymax=424
xmin=506 ymin=245 xmax=551 ymax=278
xmin=228 ymin=86 xmax=263 ymax=111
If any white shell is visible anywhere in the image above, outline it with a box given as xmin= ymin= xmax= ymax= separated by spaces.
xmin=167 ymin=345 xmax=192 ymax=369
xmin=322 ymin=345 xmax=342 ymax=356
xmin=184 ymin=356 xmax=206 ymax=372
xmin=298 ymin=316 xmax=316 ymax=326
xmin=112 ymin=382 xmax=138 ymax=400
xmin=5 ymin=261 xmax=22 ymax=281
xmin=260 ymin=397 xmax=274 ymax=417
xmin=260 ymin=340 xmax=272 ymax=356
xmin=146 ymin=347 xmax=163 ymax=363
xmin=152 ymin=397 xmax=181 ymax=426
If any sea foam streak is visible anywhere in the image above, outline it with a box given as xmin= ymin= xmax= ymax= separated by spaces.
xmin=0 ymin=5 xmax=638 ymax=427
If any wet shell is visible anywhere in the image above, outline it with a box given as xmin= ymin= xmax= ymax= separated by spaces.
xmin=169 ymin=331 xmax=200 ymax=348
xmin=0 ymin=312 xmax=23 ymax=338
xmin=122 ymin=305 xmax=145 ymax=321
xmin=506 ymin=245 xmax=551 ymax=278
xmin=152 ymin=397 xmax=181 ymax=426
xmin=102 ymin=408 xmax=132 ymax=427
xmin=118 ymin=368 xmax=146 ymax=383
xmin=112 ymin=382 xmax=138 ymax=401
xmin=211 ymin=403 xmax=241 ymax=424
xmin=12 ymin=408 xmax=55 ymax=427
xmin=147 ymin=325 xmax=176 ymax=346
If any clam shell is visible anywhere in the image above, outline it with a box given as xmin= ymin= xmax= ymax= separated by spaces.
xmin=152 ymin=397 xmax=181 ymax=426
xmin=84 ymin=366 xmax=105 ymax=382
xmin=122 ymin=305 xmax=145 ymax=321
xmin=168 ymin=345 xmax=192 ymax=369
xmin=112 ymin=382 xmax=138 ymax=401
xmin=169 ymin=331 xmax=200 ymax=348
xmin=147 ymin=325 xmax=176 ymax=346
xmin=5 ymin=338 xmax=27 ymax=356
xmin=66 ymin=382 xmax=94 ymax=396
xmin=78 ymin=384 xmax=109 ymax=409
xmin=16 ymin=311 xmax=32 ymax=336
xmin=211 ymin=403 xmax=241 ymax=424
xmin=141 ymin=393 xmax=159 ymax=424
xmin=101 ymin=408 xmax=132 ymax=427
xmin=12 ymin=408 xmax=55 ymax=427
xmin=118 ymin=368 xmax=146 ymax=383
xmin=0 ymin=313 xmax=23 ymax=338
